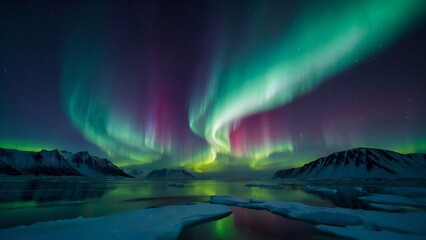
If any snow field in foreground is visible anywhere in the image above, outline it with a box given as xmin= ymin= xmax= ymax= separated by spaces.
xmin=0 ymin=203 xmax=231 ymax=240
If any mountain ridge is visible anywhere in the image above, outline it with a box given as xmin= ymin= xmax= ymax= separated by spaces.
xmin=273 ymin=147 xmax=426 ymax=179
xmin=146 ymin=168 xmax=195 ymax=179
xmin=0 ymin=148 xmax=131 ymax=177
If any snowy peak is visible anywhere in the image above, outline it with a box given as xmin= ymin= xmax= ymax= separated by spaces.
xmin=121 ymin=166 xmax=153 ymax=178
xmin=273 ymin=148 xmax=426 ymax=179
xmin=146 ymin=168 xmax=195 ymax=179
xmin=0 ymin=148 xmax=131 ymax=177
xmin=65 ymin=151 xmax=130 ymax=177
xmin=0 ymin=148 xmax=81 ymax=176
xmin=29 ymin=149 xmax=82 ymax=176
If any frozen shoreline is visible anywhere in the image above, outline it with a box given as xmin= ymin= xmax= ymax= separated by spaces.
xmin=0 ymin=203 xmax=231 ymax=240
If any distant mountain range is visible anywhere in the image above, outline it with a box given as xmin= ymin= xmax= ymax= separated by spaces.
xmin=4 ymin=147 xmax=424 ymax=180
xmin=121 ymin=165 xmax=154 ymax=178
xmin=0 ymin=148 xmax=131 ymax=177
xmin=273 ymin=147 xmax=426 ymax=179
xmin=121 ymin=165 xmax=196 ymax=179
xmin=145 ymin=168 xmax=195 ymax=179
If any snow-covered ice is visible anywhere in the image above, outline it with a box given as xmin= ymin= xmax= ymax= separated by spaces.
xmin=368 ymin=203 xmax=401 ymax=211
xmin=0 ymin=203 xmax=231 ymax=240
xmin=211 ymin=196 xmax=361 ymax=226
xmin=373 ymin=187 xmax=426 ymax=198
xmin=317 ymin=225 xmax=426 ymax=240
xmin=359 ymin=193 xmax=426 ymax=207
xmin=210 ymin=195 xmax=426 ymax=239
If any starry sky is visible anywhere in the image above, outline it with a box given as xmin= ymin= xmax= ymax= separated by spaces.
xmin=1 ymin=0 xmax=426 ymax=175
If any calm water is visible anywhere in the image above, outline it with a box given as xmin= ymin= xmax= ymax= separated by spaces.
xmin=1 ymin=177 xmax=425 ymax=239
xmin=179 ymin=206 xmax=340 ymax=240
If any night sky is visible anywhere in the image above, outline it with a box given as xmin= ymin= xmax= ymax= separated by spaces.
xmin=1 ymin=0 xmax=426 ymax=175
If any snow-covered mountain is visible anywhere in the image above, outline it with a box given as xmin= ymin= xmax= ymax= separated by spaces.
xmin=121 ymin=165 xmax=153 ymax=178
xmin=273 ymin=148 xmax=426 ymax=179
xmin=146 ymin=168 xmax=195 ymax=179
xmin=0 ymin=149 xmax=82 ymax=176
xmin=65 ymin=151 xmax=131 ymax=177
xmin=0 ymin=148 xmax=131 ymax=177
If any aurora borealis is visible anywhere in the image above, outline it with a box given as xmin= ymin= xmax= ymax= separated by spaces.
xmin=1 ymin=0 xmax=426 ymax=174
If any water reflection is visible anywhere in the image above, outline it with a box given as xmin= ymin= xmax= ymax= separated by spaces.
xmin=299 ymin=185 xmax=373 ymax=209
xmin=0 ymin=177 xmax=116 ymax=228
xmin=179 ymin=206 xmax=341 ymax=240
xmin=0 ymin=178 xmax=113 ymax=205
xmin=1 ymin=177 xmax=425 ymax=238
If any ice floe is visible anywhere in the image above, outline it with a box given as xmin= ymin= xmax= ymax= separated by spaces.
xmin=358 ymin=193 xmax=426 ymax=207
xmin=317 ymin=225 xmax=426 ymax=240
xmin=0 ymin=203 xmax=231 ymax=240
xmin=368 ymin=203 xmax=401 ymax=211
xmin=210 ymin=195 xmax=426 ymax=238
xmin=378 ymin=187 xmax=426 ymax=198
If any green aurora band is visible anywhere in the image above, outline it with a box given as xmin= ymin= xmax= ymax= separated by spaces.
xmin=189 ymin=0 xmax=425 ymax=156
xmin=60 ymin=4 xmax=214 ymax=168
xmin=61 ymin=7 xmax=161 ymax=165
xmin=58 ymin=0 xmax=426 ymax=171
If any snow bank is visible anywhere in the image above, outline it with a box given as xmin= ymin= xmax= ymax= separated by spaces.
xmin=379 ymin=187 xmax=426 ymax=198
xmin=317 ymin=225 xmax=426 ymax=240
xmin=369 ymin=203 xmax=401 ymax=211
xmin=211 ymin=196 xmax=361 ymax=226
xmin=359 ymin=193 xmax=426 ymax=207
xmin=0 ymin=203 xmax=231 ymax=240
xmin=210 ymin=196 xmax=426 ymax=238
